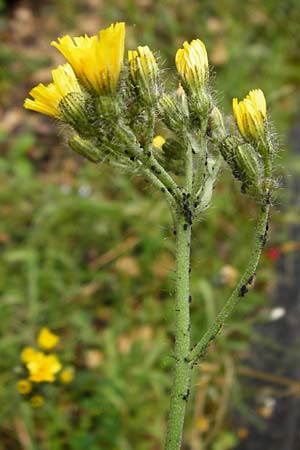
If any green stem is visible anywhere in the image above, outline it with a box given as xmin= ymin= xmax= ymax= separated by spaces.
xmin=143 ymin=152 xmax=182 ymax=201
xmin=118 ymin=123 xmax=182 ymax=201
xmin=164 ymin=214 xmax=192 ymax=450
xmin=144 ymin=107 xmax=155 ymax=152
xmin=185 ymin=145 xmax=193 ymax=193
xmin=189 ymin=203 xmax=269 ymax=364
xmin=139 ymin=163 xmax=177 ymax=211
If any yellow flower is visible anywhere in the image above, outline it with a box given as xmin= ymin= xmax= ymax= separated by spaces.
xmin=59 ymin=367 xmax=74 ymax=384
xmin=51 ymin=22 xmax=125 ymax=93
xmin=26 ymin=352 xmax=62 ymax=383
xmin=152 ymin=135 xmax=166 ymax=149
xmin=37 ymin=327 xmax=59 ymax=350
xmin=175 ymin=39 xmax=208 ymax=88
xmin=16 ymin=379 xmax=32 ymax=395
xmin=21 ymin=347 xmax=37 ymax=363
xmin=24 ymin=63 xmax=82 ymax=118
xmin=29 ymin=395 xmax=45 ymax=408
xmin=232 ymin=89 xmax=267 ymax=141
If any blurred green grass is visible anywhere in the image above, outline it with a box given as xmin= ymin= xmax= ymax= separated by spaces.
xmin=0 ymin=0 xmax=299 ymax=449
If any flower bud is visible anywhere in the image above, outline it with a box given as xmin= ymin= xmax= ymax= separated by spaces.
xmin=128 ymin=46 xmax=159 ymax=105
xmin=220 ymin=136 xmax=264 ymax=199
xmin=95 ymin=95 xmax=120 ymax=121
xmin=176 ymin=39 xmax=211 ymax=121
xmin=59 ymin=92 xmax=89 ymax=132
xmin=209 ymin=106 xmax=226 ymax=142
xmin=68 ymin=135 xmax=102 ymax=162
xmin=232 ymin=89 xmax=266 ymax=142
xmin=176 ymin=84 xmax=189 ymax=116
xmin=158 ymin=93 xmax=187 ymax=132
xmin=175 ymin=39 xmax=209 ymax=91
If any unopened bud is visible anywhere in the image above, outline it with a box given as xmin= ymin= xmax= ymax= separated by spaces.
xmin=175 ymin=38 xmax=211 ymax=121
xmin=175 ymin=39 xmax=209 ymax=92
xmin=95 ymin=95 xmax=120 ymax=121
xmin=68 ymin=135 xmax=102 ymax=162
xmin=232 ymin=89 xmax=267 ymax=143
xmin=209 ymin=106 xmax=226 ymax=142
xmin=220 ymin=137 xmax=264 ymax=199
xmin=158 ymin=94 xmax=187 ymax=132
xmin=176 ymin=84 xmax=189 ymax=117
xmin=128 ymin=46 xmax=159 ymax=105
xmin=189 ymin=90 xmax=212 ymax=125
xmin=59 ymin=92 xmax=88 ymax=132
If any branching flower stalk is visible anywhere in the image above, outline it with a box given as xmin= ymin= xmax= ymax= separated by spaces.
xmin=24 ymin=22 xmax=278 ymax=450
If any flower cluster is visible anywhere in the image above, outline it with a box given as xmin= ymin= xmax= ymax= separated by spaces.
xmin=24 ymin=22 xmax=277 ymax=218
xmin=16 ymin=328 xmax=74 ymax=408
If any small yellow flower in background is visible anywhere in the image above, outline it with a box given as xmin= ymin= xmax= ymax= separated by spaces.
xmin=29 ymin=395 xmax=45 ymax=408
xmin=152 ymin=135 xmax=166 ymax=149
xmin=59 ymin=367 xmax=74 ymax=384
xmin=27 ymin=352 xmax=62 ymax=383
xmin=219 ymin=265 xmax=239 ymax=287
xmin=21 ymin=347 xmax=37 ymax=363
xmin=175 ymin=39 xmax=208 ymax=89
xmin=16 ymin=379 xmax=32 ymax=395
xmin=232 ymin=89 xmax=267 ymax=141
xmin=195 ymin=416 xmax=209 ymax=432
xmin=51 ymin=22 xmax=125 ymax=94
xmin=37 ymin=327 xmax=59 ymax=350
xmin=24 ymin=64 xmax=82 ymax=118
xmin=238 ymin=427 xmax=250 ymax=439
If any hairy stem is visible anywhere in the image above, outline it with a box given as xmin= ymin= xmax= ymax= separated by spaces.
xmin=144 ymin=107 xmax=155 ymax=152
xmin=117 ymin=122 xmax=182 ymax=201
xmin=164 ymin=214 xmax=192 ymax=450
xmin=189 ymin=203 xmax=270 ymax=364
xmin=185 ymin=145 xmax=193 ymax=193
xmin=143 ymin=152 xmax=182 ymax=201
xmin=139 ymin=163 xmax=177 ymax=211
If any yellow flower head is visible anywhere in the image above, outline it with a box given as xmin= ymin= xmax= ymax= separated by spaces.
xmin=37 ymin=327 xmax=59 ymax=350
xmin=16 ymin=379 xmax=32 ymax=395
xmin=21 ymin=347 xmax=37 ymax=364
xmin=152 ymin=135 xmax=166 ymax=150
xmin=51 ymin=22 xmax=125 ymax=93
xmin=175 ymin=39 xmax=208 ymax=89
xmin=59 ymin=367 xmax=74 ymax=384
xmin=26 ymin=352 xmax=62 ymax=383
xmin=24 ymin=63 xmax=82 ymax=118
xmin=29 ymin=395 xmax=45 ymax=408
xmin=232 ymin=89 xmax=267 ymax=141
